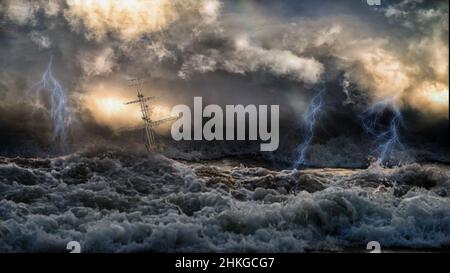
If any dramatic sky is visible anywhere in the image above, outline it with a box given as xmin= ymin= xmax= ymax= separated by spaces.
xmin=0 ymin=0 xmax=448 ymax=161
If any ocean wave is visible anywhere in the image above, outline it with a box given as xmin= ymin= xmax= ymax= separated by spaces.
xmin=0 ymin=149 xmax=449 ymax=252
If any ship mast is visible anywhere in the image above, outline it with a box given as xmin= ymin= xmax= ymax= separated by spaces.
xmin=124 ymin=78 xmax=177 ymax=151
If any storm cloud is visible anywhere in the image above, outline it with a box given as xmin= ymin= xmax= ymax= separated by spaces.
xmin=0 ymin=0 xmax=448 ymax=163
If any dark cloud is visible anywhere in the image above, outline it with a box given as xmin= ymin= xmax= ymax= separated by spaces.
xmin=0 ymin=0 xmax=448 ymax=166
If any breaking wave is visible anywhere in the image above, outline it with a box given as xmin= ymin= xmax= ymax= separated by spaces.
xmin=0 ymin=148 xmax=449 ymax=252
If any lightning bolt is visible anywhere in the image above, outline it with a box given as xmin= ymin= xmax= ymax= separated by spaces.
xmin=359 ymin=98 xmax=404 ymax=165
xmin=292 ymin=89 xmax=325 ymax=169
xmin=29 ymin=57 xmax=72 ymax=150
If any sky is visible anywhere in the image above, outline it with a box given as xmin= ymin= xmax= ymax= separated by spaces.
xmin=0 ymin=0 xmax=448 ymax=162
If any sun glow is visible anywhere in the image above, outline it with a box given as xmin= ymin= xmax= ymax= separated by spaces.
xmin=78 ymin=83 xmax=141 ymax=129
xmin=78 ymin=82 xmax=176 ymax=131
xmin=425 ymin=88 xmax=449 ymax=106
xmin=418 ymin=82 xmax=449 ymax=106
xmin=98 ymin=97 xmax=126 ymax=117
xmin=91 ymin=95 xmax=142 ymax=129
xmin=410 ymin=81 xmax=449 ymax=118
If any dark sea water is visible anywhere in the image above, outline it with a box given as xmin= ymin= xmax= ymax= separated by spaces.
xmin=0 ymin=148 xmax=449 ymax=252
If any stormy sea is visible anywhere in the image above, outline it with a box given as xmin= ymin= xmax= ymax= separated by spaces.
xmin=1 ymin=146 xmax=449 ymax=252
xmin=1 ymin=0 xmax=449 ymax=254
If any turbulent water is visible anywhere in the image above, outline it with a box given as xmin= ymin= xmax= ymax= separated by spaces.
xmin=0 ymin=148 xmax=449 ymax=252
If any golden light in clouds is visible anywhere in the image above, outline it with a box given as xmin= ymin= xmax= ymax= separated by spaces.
xmin=65 ymin=0 xmax=179 ymax=40
xmin=410 ymin=81 xmax=449 ymax=118
xmin=79 ymin=83 xmax=141 ymax=129
xmin=98 ymin=97 xmax=127 ymax=118
xmin=358 ymin=49 xmax=411 ymax=100
xmin=65 ymin=0 xmax=221 ymax=40
xmin=345 ymin=46 xmax=448 ymax=118
xmin=92 ymin=96 xmax=142 ymax=129
xmin=79 ymin=83 xmax=174 ymax=131
xmin=426 ymin=89 xmax=449 ymax=106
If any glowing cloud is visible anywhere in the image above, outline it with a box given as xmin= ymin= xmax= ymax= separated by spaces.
xmin=64 ymin=0 xmax=221 ymax=40
xmin=410 ymin=82 xmax=449 ymax=118
xmin=79 ymin=82 xmax=173 ymax=132
xmin=79 ymin=83 xmax=142 ymax=129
